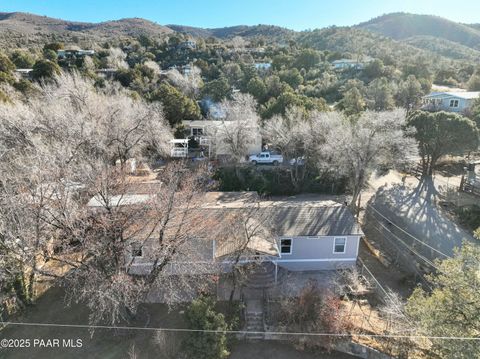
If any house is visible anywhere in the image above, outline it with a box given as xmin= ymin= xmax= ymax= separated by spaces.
xmin=14 ymin=68 xmax=33 ymax=79
xmin=169 ymin=138 xmax=190 ymax=158
xmin=57 ymin=49 xmax=95 ymax=59
xmin=124 ymin=192 xmax=363 ymax=276
xmin=332 ymin=59 xmax=365 ymax=70
xmin=181 ymin=120 xmax=262 ymax=158
xmin=95 ymin=68 xmax=117 ymax=78
xmin=421 ymin=91 xmax=480 ymax=113
xmin=254 ymin=62 xmax=272 ymax=72
xmin=177 ymin=40 xmax=197 ymax=50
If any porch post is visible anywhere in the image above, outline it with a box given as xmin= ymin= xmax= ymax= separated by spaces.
xmin=274 ymin=261 xmax=278 ymax=285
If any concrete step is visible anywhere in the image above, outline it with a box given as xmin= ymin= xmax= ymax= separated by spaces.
xmin=244 ymin=299 xmax=265 ymax=341
xmin=244 ymin=264 xmax=288 ymax=290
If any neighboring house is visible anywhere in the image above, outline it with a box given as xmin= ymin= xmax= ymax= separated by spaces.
xmin=182 ymin=120 xmax=262 ymax=158
xmin=464 ymin=161 xmax=480 ymax=186
xmin=182 ymin=64 xmax=192 ymax=75
xmin=421 ymin=91 xmax=480 ymax=113
xmin=14 ymin=68 xmax=33 ymax=79
xmin=332 ymin=59 xmax=365 ymax=70
xmin=169 ymin=138 xmax=190 ymax=158
xmin=119 ymin=192 xmax=362 ymax=276
xmin=177 ymin=40 xmax=197 ymax=50
xmin=95 ymin=68 xmax=117 ymax=78
xmin=57 ymin=49 xmax=95 ymax=59
xmin=254 ymin=62 xmax=272 ymax=72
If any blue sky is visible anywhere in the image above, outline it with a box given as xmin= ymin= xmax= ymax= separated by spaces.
xmin=2 ymin=0 xmax=480 ymax=30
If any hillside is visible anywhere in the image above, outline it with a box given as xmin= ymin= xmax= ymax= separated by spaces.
xmin=167 ymin=24 xmax=294 ymax=40
xmin=404 ymin=36 xmax=480 ymax=62
xmin=298 ymin=26 xmax=444 ymax=65
xmin=0 ymin=12 xmax=173 ymax=48
xmin=357 ymin=12 xmax=480 ymax=50
xmin=0 ymin=11 xmax=478 ymax=65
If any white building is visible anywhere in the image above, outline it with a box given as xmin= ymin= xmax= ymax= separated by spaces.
xmin=421 ymin=91 xmax=480 ymax=113
xmin=182 ymin=120 xmax=262 ymax=159
xmin=332 ymin=59 xmax=365 ymax=70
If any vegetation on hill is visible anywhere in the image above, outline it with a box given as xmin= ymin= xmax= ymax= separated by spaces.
xmin=358 ymin=12 xmax=480 ymax=50
xmin=404 ymin=35 xmax=480 ymax=62
xmin=168 ymin=24 xmax=295 ymax=41
xmin=0 ymin=12 xmax=173 ymax=48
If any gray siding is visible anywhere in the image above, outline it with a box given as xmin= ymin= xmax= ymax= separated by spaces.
xmin=422 ymin=95 xmax=473 ymax=113
xmin=275 ymin=235 xmax=360 ymax=271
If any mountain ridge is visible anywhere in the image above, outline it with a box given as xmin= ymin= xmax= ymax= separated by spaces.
xmin=0 ymin=11 xmax=479 ymax=64
xmin=356 ymin=12 xmax=480 ymax=50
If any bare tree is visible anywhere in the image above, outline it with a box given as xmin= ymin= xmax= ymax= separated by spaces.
xmin=229 ymin=36 xmax=248 ymax=51
xmin=166 ymin=66 xmax=203 ymax=98
xmin=378 ymin=290 xmax=414 ymax=358
xmin=213 ymin=203 xmax=275 ymax=303
xmin=0 ymin=73 xmax=174 ymax=320
xmin=106 ymin=48 xmax=129 ymax=69
xmin=33 ymin=72 xmax=172 ymax=165
xmin=214 ymin=93 xmax=261 ymax=163
xmin=318 ymin=109 xmax=417 ymax=212
xmin=143 ymin=60 xmax=161 ymax=76
xmin=262 ymin=107 xmax=337 ymax=191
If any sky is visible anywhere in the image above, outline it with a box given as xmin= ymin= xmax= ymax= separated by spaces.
xmin=2 ymin=0 xmax=480 ymax=30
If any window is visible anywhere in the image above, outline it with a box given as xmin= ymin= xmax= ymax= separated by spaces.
xmin=280 ymin=239 xmax=292 ymax=254
xmin=192 ymin=127 xmax=204 ymax=136
xmin=449 ymin=99 xmax=459 ymax=108
xmin=131 ymin=243 xmax=143 ymax=258
xmin=333 ymin=237 xmax=346 ymax=254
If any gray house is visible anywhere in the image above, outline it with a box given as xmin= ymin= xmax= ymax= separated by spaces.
xmin=421 ymin=91 xmax=480 ymax=113
xmin=119 ymin=192 xmax=363 ymax=276
xmin=268 ymin=205 xmax=362 ymax=271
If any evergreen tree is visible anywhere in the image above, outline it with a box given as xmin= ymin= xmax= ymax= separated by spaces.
xmin=406 ymin=243 xmax=480 ymax=359
xmin=152 ymin=82 xmax=201 ymax=126
xmin=183 ymin=296 xmax=230 ymax=359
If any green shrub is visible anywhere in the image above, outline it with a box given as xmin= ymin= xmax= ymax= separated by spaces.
xmin=183 ymin=296 xmax=229 ymax=359
xmin=214 ymin=166 xmax=347 ymax=196
xmin=455 ymin=205 xmax=480 ymax=233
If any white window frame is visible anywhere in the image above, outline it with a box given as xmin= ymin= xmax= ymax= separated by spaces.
xmin=333 ymin=237 xmax=347 ymax=254
xmin=280 ymin=238 xmax=292 ymax=255
xmin=449 ymin=99 xmax=459 ymax=108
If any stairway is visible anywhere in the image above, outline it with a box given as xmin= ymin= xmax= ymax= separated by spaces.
xmin=242 ymin=262 xmax=289 ymax=340
xmin=245 ymin=262 xmax=285 ymax=289
xmin=245 ymin=299 xmax=264 ymax=340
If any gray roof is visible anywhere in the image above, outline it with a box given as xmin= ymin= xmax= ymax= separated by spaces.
xmin=205 ymin=204 xmax=362 ymax=238
xmin=202 ymin=192 xmax=363 ymax=237
xmin=264 ymin=205 xmax=363 ymax=237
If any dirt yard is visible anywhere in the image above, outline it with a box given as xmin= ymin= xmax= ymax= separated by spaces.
xmin=230 ymin=341 xmax=359 ymax=359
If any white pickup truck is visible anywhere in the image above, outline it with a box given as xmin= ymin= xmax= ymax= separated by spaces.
xmin=249 ymin=152 xmax=284 ymax=165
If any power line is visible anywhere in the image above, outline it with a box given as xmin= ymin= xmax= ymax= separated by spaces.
xmin=367 ymin=204 xmax=452 ymax=259
xmin=367 ymin=215 xmax=441 ymax=272
xmin=366 ymin=219 xmax=435 ymax=291
xmin=1 ymin=321 xmax=479 ymax=341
